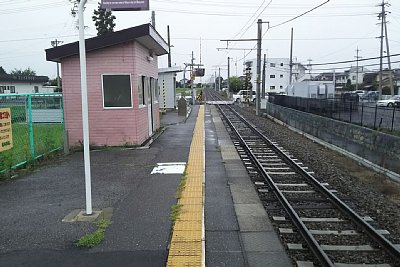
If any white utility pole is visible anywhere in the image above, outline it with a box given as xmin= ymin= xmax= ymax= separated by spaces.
xmin=78 ymin=0 xmax=93 ymax=215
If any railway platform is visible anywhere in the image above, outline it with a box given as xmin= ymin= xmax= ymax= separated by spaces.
xmin=0 ymin=104 xmax=291 ymax=267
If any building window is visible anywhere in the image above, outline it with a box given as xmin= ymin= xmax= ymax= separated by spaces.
xmin=270 ymin=86 xmax=275 ymax=90
xmin=150 ymin=77 xmax=158 ymax=103
xmin=280 ymin=63 xmax=284 ymax=66
xmin=352 ymin=75 xmax=356 ymax=80
xmin=0 ymin=86 xmax=5 ymax=93
xmin=280 ymin=74 xmax=284 ymax=78
xmin=270 ymin=63 xmax=276 ymax=67
xmin=270 ymin=75 xmax=275 ymax=78
xmin=9 ymin=86 xmax=15 ymax=93
xmin=280 ymin=86 xmax=283 ymax=89
xmin=138 ymin=76 xmax=144 ymax=106
xmin=34 ymin=86 xmax=39 ymax=93
xmin=102 ymin=74 xmax=132 ymax=108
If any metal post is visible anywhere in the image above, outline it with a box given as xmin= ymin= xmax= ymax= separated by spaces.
xmin=256 ymin=19 xmax=262 ymax=116
xmin=360 ymin=103 xmax=364 ymax=127
xmin=391 ymin=106 xmax=395 ymax=131
xmin=78 ymin=0 xmax=92 ymax=215
xmin=27 ymin=95 xmax=35 ymax=159
xmin=374 ymin=105 xmax=378 ymax=129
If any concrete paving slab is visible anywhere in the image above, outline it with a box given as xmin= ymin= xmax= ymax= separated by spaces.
xmin=247 ymin=251 xmax=293 ymax=267
xmin=206 ymin=252 xmax=246 ymax=267
xmin=234 ymin=203 xmax=268 ymax=217
xmin=206 ymin=231 xmax=242 ymax=252
xmin=241 ymin=232 xmax=286 ymax=252
xmin=230 ymin=185 xmax=262 ymax=204
xmin=236 ymin=215 xmax=275 ymax=232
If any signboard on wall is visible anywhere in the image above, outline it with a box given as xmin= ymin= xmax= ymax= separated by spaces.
xmin=101 ymin=0 xmax=149 ymax=11
xmin=0 ymin=108 xmax=13 ymax=152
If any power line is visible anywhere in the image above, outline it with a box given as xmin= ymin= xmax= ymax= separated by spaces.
xmin=308 ymin=53 xmax=400 ymax=66
xmin=270 ymin=0 xmax=330 ymax=29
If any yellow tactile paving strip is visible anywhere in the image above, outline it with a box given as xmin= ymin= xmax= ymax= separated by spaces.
xmin=167 ymin=106 xmax=205 ymax=267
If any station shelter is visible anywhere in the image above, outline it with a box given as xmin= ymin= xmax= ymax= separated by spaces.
xmin=45 ymin=24 xmax=168 ymax=147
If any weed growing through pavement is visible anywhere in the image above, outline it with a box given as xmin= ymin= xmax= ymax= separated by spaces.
xmin=170 ymin=204 xmax=183 ymax=224
xmin=169 ymin=169 xmax=188 ymax=225
xmin=175 ymin=171 xmax=188 ymax=199
xmin=77 ymin=219 xmax=111 ymax=248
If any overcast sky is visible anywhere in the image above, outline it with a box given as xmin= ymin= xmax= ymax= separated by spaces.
xmin=0 ymin=0 xmax=399 ymax=82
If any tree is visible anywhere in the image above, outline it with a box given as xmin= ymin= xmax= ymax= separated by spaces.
xmin=11 ymin=67 xmax=36 ymax=76
xmin=228 ymin=76 xmax=243 ymax=93
xmin=0 ymin=66 xmax=6 ymax=74
xmin=92 ymin=2 xmax=116 ymax=36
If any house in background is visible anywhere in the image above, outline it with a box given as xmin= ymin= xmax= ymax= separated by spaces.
xmin=244 ymin=58 xmax=307 ymax=95
xmin=0 ymin=74 xmax=49 ymax=94
xmin=315 ymin=67 xmax=369 ymax=90
xmin=158 ymin=66 xmax=182 ymax=110
xmin=46 ymin=23 xmax=168 ymax=147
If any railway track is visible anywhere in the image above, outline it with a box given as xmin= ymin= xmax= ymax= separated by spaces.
xmin=204 ymin=89 xmax=400 ymax=267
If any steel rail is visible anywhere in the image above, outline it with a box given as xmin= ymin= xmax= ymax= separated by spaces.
xmin=217 ymin=102 xmax=400 ymax=262
xmin=216 ymin=104 xmax=335 ymax=266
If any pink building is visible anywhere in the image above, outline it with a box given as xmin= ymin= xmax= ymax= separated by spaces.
xmin=46 ymin=24 xmax=168 ymax=147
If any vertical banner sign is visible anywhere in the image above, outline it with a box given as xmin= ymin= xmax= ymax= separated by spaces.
xmin=101 ymin=0 xmax=149 ymax=11
xmin=0 ymin=108 xmax=13 ymax=152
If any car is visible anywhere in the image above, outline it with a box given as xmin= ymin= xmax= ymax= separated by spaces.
xmin=376 ymin=95 xmax=400 ymax=107
xmin=232 ymin=90 xmax=256 ymax=103
xmin=352 ymin=90 xmax=366 ymax=97
xmin=361 ymin=91 xmax=379 ymax=101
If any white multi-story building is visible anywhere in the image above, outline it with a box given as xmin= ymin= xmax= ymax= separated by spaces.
xmin=244 ymin=58 xmax=306 ymax=95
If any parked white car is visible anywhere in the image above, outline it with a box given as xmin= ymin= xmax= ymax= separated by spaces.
xmin=376 ymin=95 xmax=400 ymax=107
xmin=232 ymin=90 xmax=256 ymax=103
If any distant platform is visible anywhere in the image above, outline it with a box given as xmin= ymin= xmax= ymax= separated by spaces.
xmin=205 ymin=101 xmax=234 ymax=105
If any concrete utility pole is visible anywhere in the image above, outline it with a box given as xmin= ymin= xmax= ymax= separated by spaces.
xmin=151 ymin=11 xmax=156 ymax=28
xmin=383 ymin=5 xmax=394 ymax=95
xmin=355 ymin=47 xmax=362 ymax=91
xmin=289 ymin=28 xmax=294 ymax=86
xmin=51 ymin=39 xmax=63 ymax=90
xmin=218 ymin=67 xmax=221 ymax=91
xmin=378 ymin=1 xmax=385 ymax=97
xmin=227 ymin=57 xmax=231 ymax=95
xmin=262 ymin=54 xmax=266 ymax=98
xmin=167 ymin=25 xmax=172 ymax=68
xmin=214 ymin=71 xmax=217 ymax=90
xmin=256 ymin=19 xmax=262 ymax=116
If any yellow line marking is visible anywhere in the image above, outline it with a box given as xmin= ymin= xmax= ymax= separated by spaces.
xmin=167 ymin=106 xmax=204 ymax=266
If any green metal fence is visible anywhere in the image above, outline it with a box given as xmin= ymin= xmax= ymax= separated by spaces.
xmin=0 ymin=93 xmax=64 ymax=174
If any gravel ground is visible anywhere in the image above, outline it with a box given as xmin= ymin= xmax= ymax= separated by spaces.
xmin=235 ymin=105 xmax=400 ymax=246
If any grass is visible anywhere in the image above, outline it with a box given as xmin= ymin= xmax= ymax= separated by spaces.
xmin=0 ymin=123 xmax=64 ymax=174
xmin=170 ymin=170 xmax=188 ymax=225
xmin=77 ymin=219 xmax=111 ymax=248
xmin=170 ymin=204 xmax=183 ymax=224
xmin=175 ymin=172 xmax=187 ymax=199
